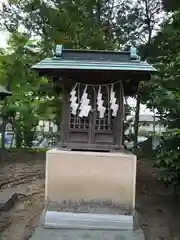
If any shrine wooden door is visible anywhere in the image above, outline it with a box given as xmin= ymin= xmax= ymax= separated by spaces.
xmin=64 ymin=82 xmax=123 ymax=151
xmin=91 ymin=85 xmax=114 ymax=147
xmin=68 ymin=85 xmax=113 ymax=150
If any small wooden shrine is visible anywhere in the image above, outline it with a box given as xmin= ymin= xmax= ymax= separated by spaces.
xmin=0 ymin=85 xmax=12 ymax=100
xmin=32 ymin=45 xmax=156 ymax=152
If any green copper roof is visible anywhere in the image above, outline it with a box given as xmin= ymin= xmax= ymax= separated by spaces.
xmin=32 ymin=58 xmax=156 ymax=72
xmin=32 ymin=45 xmax=157 ymax=73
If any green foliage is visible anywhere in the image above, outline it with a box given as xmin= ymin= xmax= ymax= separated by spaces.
xmin=0 ymin=0 xmax=118 ymax=50
xmin=0 ymin=32 xmax=61 ymax=148
xmin=144 ymin=11 xmax=180 ymax=194
xmin=155 ymin=129 xmax=180 ymax=194
xmin=125 ymin=0 xmax=164 ymax=152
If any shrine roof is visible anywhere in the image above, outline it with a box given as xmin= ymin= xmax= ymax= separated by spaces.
xmin=32 ymin=45 xmax=157 ymax=73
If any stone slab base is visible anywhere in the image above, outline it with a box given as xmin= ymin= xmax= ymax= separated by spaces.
xmin=30 ymin=227 xmax=145 ymax=240
xmin=44 ymin=211 xmax=134 ymax=230
xmin=30 ymin=211 xmax=144 ymax=240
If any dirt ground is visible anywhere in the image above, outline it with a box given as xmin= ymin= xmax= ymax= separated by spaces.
xmin=0 ymin=152 xmax=180 ymax=240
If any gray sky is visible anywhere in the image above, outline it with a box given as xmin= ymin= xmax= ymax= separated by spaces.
xmin=0 ymin=30 xmax=9 ymax=48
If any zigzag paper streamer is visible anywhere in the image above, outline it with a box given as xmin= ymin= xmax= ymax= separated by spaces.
xmin=70 ymin=84 xmax=78 ymax=115
xmin=110 ymin=84 xmax=119 ymax=117
xmin=97 ymin=86 xmax=106 ymax=119
xmin=79 ymin=85 xmax=92 ymax=118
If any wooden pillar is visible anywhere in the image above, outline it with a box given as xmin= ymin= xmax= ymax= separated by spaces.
xmin=115 ymin=82 xmax=124 ymax=148
xmin=60 ymin=90 xmax=69 ymax=147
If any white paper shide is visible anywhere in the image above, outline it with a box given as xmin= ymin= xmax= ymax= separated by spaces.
xmin=110 ymin=84 xmax=119 ymax=117
xmin=79 ymin=85 xmax=92 ymax=118
xmin=97 ymin=86 xmax=106 ymax=119
xmin=70 ymin=84 xmax=78 ymax=115
xmin=69 ymin=83 xmax=119 ymax=118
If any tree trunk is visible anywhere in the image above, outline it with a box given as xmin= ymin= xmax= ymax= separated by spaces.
xmin=133 ymin=0 xmax=153 ymax=153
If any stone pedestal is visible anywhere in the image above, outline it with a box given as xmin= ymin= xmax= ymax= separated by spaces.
xmin=29 ymin=149 xmax=145 ymax=239
xmin=45 ymin=149 xmax=137 ymax=217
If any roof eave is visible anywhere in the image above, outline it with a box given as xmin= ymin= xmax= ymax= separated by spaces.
xmin=32 ymin=61 xmax=157 ymax=73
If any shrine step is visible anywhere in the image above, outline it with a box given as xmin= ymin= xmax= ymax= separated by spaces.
xmin=30 ymin=227 xmax=145 ymax=240
xmin=44 ymin=211 xmax=134 ymax=231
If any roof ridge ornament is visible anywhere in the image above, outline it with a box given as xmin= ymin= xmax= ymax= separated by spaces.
xmin=130 ymin=46 xmax=139 ymax=61
xmin=56 ymin=45 xmax=63 ymax=57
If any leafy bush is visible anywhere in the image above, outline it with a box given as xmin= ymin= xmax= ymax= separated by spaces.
xmin=155 ymin=129 xmax=180 ymax=195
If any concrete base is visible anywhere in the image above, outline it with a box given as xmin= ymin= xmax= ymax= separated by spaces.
xmin=35 ymin=149 xmax=141 ymax=239
xmin=46 ymin=149 xmax=137 ymax=215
